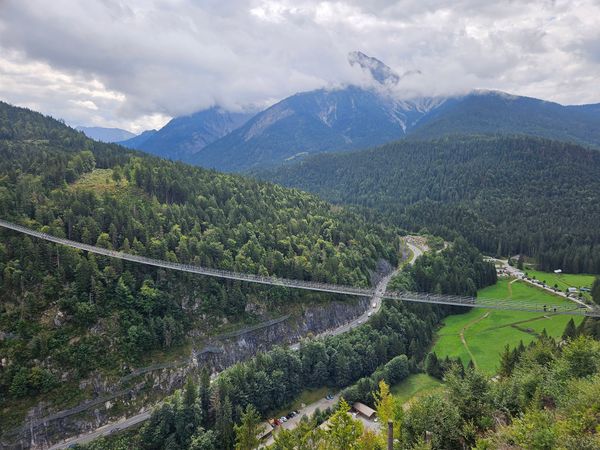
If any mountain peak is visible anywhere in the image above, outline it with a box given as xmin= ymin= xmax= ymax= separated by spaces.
xmin=348 ymin=51 xmax=400 ymax=86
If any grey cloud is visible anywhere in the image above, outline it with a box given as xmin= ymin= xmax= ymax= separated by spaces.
xmin=0 ymin=0 xmax=599 ymax=131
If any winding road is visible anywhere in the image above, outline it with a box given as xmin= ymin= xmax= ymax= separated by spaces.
xmin=262 ymin=238 xmax=427 ymax=446
xmin=46 ymin=238 xmax=428 ymax=450
xmin=289 ymin=238 xmax=424 ymax=349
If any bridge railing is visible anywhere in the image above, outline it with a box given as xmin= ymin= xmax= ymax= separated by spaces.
xmin=1 ymin=218 xmax=599 ymax=317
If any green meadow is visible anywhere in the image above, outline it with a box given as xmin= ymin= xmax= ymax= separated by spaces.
xmin=431 ymin=279 xmax=583 ymax=375
xmin=391 ymin=374 xmax=442 ymax=406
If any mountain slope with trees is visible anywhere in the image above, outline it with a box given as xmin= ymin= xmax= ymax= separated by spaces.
xmin=260 ymin=135 xmax=600 ymax=273
xmin=0 ymin=101 xmax=398 ymax=428
xmin=76 ymin=239 xmax=496 ymax=450
xmin=192 ymin=86 xmax=432 ymax=172
xmin=120 ymin=107 xmax=253 ymax=161
xmin=186 ymin=90 xmax=600 ymax=173
xmin=408 ymin=91 xmax=600 ymax=148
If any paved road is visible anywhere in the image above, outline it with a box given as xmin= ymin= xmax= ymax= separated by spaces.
xmin=290 ymin=237 xmax=425 ymax=350
xmin=46 ymin=238 xmax=429 ymax=450
xmin=489 ymin=257 xmax=590 ymax=310
xmin=47 ymin=410 xmax=152 ymax=449
xmin=260 ymin=392 xmax=342 ymax=447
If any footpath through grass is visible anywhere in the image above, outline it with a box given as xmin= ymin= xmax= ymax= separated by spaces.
xmin=432 ymin=279 xmax=583 ymax=375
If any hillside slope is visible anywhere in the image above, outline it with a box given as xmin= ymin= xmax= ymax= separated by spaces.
xmin=191 ymin=90 xmax=600 ymax=172
xmin=0 ymin=101 xmax=397 ymax=429
xmin=192 ymin=86 xmax=437 ymax=171
xmin=408 ymin=91 xmax=600 ymax=147
xmin=124 ymin=107 xmax=254 ymax=161
xmin=117 ymin=129 xmax=157 ymax=148
xmin=259 ymin=135 xmax=600 ymax=273
xmin=76 ymin=126 xmax=136 ymax=143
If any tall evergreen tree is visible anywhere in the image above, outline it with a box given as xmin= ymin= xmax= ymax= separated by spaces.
xmin=199 ymin=367 xmax=212 ymax=428
xmin=424 ymin=353 xmax=443 ymax=379
xmin=592 ymin=277 xmax=600 ymax=305
xmin=562 ymin=318 xmax=578 ymax=341
xmin=234 ymin=404 xmax=263 ymax=450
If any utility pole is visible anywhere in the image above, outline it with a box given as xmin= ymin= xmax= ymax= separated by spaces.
xmin=387 ymin=420 xmax=394 ymax=450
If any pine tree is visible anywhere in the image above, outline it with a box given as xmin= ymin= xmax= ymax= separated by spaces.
xmin=215 ymin=395 xmax=234 ymax=450
xmin=562 ymin=318 xmax=577 ymax=341
xmin=234 ymin=404 xmax=263 ymax=450
xmin=499 ymin=344 xmax=513 ymax=377
xmin=179 ymin=378 xmax=200 ymax=445
xmin=592 ymin=277 xmax=600 ymax=305
xmin=199 ymin=367 xmax=212 ymax=427
xmin=425 ymin=353 xmax=442 ymax=379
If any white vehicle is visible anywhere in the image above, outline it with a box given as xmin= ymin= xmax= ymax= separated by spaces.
xmin=372 ymin=302 xmax=377 ymax=308
xmin=367 ymin=312 xmax=372 ymax=317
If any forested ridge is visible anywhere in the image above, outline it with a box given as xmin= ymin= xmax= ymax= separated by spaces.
xmin=260 ymin=135 xmax=600 ymax=273
xmin=0 ymin=101 xmax=398 ymax=425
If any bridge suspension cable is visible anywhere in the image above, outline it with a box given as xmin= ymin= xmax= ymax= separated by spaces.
xmin=1 ymin=219 xmax=598 ymax=317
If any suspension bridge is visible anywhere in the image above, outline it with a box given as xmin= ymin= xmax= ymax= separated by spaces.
xmin=1 ymin=218 xmax=598 ymax=317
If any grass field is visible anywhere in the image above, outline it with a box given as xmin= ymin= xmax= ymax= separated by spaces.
xmin=270 ymin=387 xmax=330 ymax=418
xmin=432 ymin=279 xmax=583 ymax=375
xmin=391 ymin=374 xmax=442 ymax=406
xmin=70 ymin=168 xmax=129 ymax=193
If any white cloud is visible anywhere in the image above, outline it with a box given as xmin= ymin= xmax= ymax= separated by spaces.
xmin=0 ymin=0 xmax=599 ymax=132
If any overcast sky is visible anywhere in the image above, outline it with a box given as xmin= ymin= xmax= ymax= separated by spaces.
xmin=1 ymin=0 xmax=599 ymax=133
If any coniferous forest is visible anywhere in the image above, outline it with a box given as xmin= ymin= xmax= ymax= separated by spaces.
xmin=260 ymin=135 xmax=600 ymax=273
xmin=0 ymin=102 xmax=399 ymax=419
xmin=3 ymin=3 xmax=600 ymax=450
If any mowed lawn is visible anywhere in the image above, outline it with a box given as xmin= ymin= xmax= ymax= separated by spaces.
xmin=432 ymin=279 xmax=583 ymax=375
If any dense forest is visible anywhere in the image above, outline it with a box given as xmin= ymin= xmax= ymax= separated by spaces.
xmin=96 ymin=323 xmax=600 ymax=450
xmin=0 ymin=102 xmax=399 ymax=425
xmin=389 ymin=238 xmax=497 ymax=296
xmin=258 ymin=333 xmax=600 ymax=450
xmin=77 ymin=240 xmax=495 ymax=450
xmin=260 ymin=135 xmax=600 ymax=274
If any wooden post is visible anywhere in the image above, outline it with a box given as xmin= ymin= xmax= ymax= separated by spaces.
xmin=387 ymin=420 xmax=394 ymax=450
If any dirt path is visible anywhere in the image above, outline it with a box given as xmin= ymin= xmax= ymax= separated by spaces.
xmin=507 ymin=277 xmax=518 ymax=296
xmin=459 ymin=312 xmax=490 ymax=369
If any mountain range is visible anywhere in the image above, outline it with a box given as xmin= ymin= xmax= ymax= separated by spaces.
xmin=190 ymin=86 xmax=442 ymax=171
xmin=76 ymin=126 xmax=136 ymax=142
xmin=101 ymin=52 xmax=600 ymax=173
xmin=118 ymin=107 xmax=254 ymax=161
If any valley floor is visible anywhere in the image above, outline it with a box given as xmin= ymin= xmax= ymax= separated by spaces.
xmin=433 ymin=278 xmax=582 ymax=375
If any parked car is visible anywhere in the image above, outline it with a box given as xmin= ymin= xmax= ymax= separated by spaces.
xmin=280 ymin=416 xmax=287 ymax=422
xmin=326 ymin=394 xmax=334 ymax=400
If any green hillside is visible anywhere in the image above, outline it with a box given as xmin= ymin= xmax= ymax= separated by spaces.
xmin=0 ymin=101 xmax=398 ymax=425
xmin=260 ymin=135 xmax=600 ymax=273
